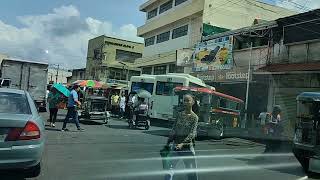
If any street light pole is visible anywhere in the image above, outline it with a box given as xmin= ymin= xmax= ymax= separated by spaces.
xmin=244 ymin=42 xmax=253 ymax=128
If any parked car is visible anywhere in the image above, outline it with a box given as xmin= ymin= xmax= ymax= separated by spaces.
xmin=0 ymin=88 xmax=45 ymax=177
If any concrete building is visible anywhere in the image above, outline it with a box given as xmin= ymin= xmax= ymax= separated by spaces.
xmin=134 ymin=0 xmax=296 ymax=75
xmin=67 ymin=68 xmax=86 ymax=84
xmin=86 ymin=35 xmax=144 ymax=82
xmin=47 ymin=67 xmax=72 ymax=85
xmin=191 ymin=9 xmax=320 ymax=137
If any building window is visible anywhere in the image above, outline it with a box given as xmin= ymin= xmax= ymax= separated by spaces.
xmin=169 ymin=64 xmax=184 ymax=73
xmin=175 ymin=0 xmax=187 ymax=6
xmin=94 ymin=49 xmax=101 ymax=60
xmin=172 ymin=25 xmax=188 ymax=39
xmin=157 ymin=31 xmax=170 ymax=43
xmin=142 ymin=67 xmax=152 ymax=74
xmin=145 ymin=36 xmax=155 ymax=47
xmin=115 ymin=49 xmax=142 ymax=63
xmin=159 ymin=0 xmax=173 ymax=14
xmin=154 ymin=65 xmax=167 ymax=75
xmin=147 ymin=8 xmax=158 ymax=19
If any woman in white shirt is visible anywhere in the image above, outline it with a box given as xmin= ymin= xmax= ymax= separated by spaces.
xmin=119 ymin=93 xmax=126 ymax=119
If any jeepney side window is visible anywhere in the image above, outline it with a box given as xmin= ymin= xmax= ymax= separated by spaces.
xmin=297 ymin=101 xmax=314 ymax=119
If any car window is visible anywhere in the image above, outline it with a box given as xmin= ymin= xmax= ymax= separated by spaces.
xmin=0 ymin=92 xmax=31 ymax=114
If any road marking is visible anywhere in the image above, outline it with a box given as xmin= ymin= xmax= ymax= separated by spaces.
xmin=296 ymin=176 xmax=308 ymax=180
xmin=100 ymin=162 xmax=300 ymax=178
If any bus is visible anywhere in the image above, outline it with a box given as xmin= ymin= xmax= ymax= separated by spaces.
xmin=129 ymin=73 xmax=209 ymax=120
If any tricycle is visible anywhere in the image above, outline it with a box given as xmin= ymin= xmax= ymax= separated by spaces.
xmin=78 ymin=95 xmax=110 ymax=124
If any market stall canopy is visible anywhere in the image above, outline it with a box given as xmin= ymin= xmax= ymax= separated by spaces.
xmin=53 ymin=83 xmax=70 ymax=97
xmin=73 ymin=80 xmax=104 ymax=88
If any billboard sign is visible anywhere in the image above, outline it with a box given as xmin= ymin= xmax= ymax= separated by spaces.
xmin=191 ymin=68 xmax=251 ymax=82
xmin=192 ymin=36 xmax=233 ymax=72
xmin=176 ymin=48 xmax=194 ymax=66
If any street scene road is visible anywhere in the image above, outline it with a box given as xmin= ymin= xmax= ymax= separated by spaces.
xmin=0 ymin=111 xmax=314 ymax=180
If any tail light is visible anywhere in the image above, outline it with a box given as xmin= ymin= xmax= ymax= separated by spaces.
xmin=5 ymin=121 xmax=40 ymax=141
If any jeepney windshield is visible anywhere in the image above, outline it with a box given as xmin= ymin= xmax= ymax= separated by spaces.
xmin=297 ymin=101 xmax=320 ymax=119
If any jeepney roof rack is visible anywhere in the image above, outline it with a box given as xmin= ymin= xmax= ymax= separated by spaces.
xmin=297 ymin=92 xmax=320 ymax=102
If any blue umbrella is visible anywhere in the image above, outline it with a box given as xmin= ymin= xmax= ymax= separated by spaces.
xmin=53 ymin=83 xmax=70 ymax=97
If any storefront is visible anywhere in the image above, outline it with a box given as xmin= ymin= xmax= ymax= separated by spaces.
xmin=255 ymin=63 xmax=320 ymax=137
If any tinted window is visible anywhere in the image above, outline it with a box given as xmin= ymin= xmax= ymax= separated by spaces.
xmin=159 ymin=0 xmax=173 ymax=14
xmin=142 ymin=67 xmax=152 ymax=74
xmin=156 ymin=31 xmax=170 ymax=43
xmin=175 ymin=0 xmax=187 ymax=6
xmin=131 ymin=82 xmax=154 ymax=94
xmin=156 ymin=81 xmax=183 ymax=96
xmin=0 ymin=92 xmax=31 ymax=114
xmin=145 ymin=36 xmax=155 ymax=47
xmin=115 ymin=49 xmax=142 ymax=62
xmin=147 ymin=8 xmax=157 ymax=19
xmin=154 ymin=65 xmax=167 ymax=75
xmin=172 ymin=25 xmax=188 ymax=39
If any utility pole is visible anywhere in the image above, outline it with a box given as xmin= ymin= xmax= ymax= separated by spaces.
xmin=244 ymin=42 xmax=253 ymax=128
xmin=55 ymin=64 xmax=59 ymax=83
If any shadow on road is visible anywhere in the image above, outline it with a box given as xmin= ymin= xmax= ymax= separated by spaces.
xmin=45 ymin=127 xmax=62 ymax=132
xmin=143 ymin=129 xmax=170 ymax=137
xmin=108 ymin=124 xmax=130 ymax=130
xmin=80 ymin=120 xmax=104 ymax=125
xmin=0 ymin=171 xmax=27 ymax=180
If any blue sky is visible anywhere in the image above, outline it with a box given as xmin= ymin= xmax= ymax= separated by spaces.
xmin=0 ymin=0 xmax=318 ymax=68
xmin=0 ymin=0 xmax=146 ymax=28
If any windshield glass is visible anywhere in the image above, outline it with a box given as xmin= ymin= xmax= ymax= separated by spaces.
xmin=0 ymin=92 xmax=31 ymax=114
xmin=1 ymin=0 xmax=320 ymax=179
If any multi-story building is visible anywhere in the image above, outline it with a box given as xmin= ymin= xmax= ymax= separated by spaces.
xmin=191 ymin=9 xmax=320 ymax=137
xmin=86 ymin=35 xmax=144 ymax=82
xmin=134 ymin=0 xmax=296 ymax=74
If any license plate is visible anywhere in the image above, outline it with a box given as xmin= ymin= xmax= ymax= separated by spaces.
xmin=309 ymin=158 xmax=320 ymax=173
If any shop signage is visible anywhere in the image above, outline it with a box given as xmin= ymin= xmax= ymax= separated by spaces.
xmin=105 ymin=41 xmax=134 ymax=49
xmin=192 ymin=68 xmax=251 ymax=82
xmin=192 ymin=36 xmax=233 ymax=72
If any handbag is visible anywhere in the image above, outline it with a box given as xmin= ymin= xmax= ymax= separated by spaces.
xmin=160 ymin=145 xmax=172 ymax=170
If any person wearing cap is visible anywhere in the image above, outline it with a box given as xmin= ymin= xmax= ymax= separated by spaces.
xmin=62 ymin=84 xmax=84 ymax=131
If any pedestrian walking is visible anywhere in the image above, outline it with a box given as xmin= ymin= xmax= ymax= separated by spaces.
xmin=62 ymin=84 xmax=84 ymax=131
xmin=163 ymin=94 xmax=199 ymax=180
xmin=119 ymin=92 xmax=126 ymax=119
xmin=47 ymin=87 xmax=60 ymax=127
xmin=111 ymin=92 xmax=120 ymax=116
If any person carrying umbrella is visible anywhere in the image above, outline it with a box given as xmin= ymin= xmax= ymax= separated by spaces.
xmin=48 ymin=87 xmax=60 ymax=127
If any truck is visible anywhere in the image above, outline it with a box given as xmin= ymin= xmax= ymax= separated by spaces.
xmin=0 ymin=58 xmax=49 ymax=112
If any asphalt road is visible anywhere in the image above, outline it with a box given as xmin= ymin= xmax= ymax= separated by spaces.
xmin=1 ymin=111 xmax=318 ymax=180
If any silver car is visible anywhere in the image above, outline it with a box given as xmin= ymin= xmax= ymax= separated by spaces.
xmin=0 ymin=88 xmax=45 ymax=177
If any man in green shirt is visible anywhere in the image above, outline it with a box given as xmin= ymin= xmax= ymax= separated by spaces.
xmin=48 ymin=87 xmax=60 ymax=127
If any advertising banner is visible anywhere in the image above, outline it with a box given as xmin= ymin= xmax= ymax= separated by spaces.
xmin=192 ymin=36 xmax=233 ymax=72
xmin=176 ymin=48 xmax=194 ymax=67
xmin=191 ymin=68 xmax=251 ymax=82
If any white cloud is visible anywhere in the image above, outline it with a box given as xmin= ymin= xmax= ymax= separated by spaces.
xmin=0 ymin=5 xmax=143 ymax=69
xmin=275 ymin=0 xmax=320 ymax=12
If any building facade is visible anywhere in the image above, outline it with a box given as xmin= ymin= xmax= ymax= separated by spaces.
xmin=190 ymin=9 xmax=320 ymax=137
xmin=86 ymin=36 xmax=144 ymax=82
xmin=47 ymin=67 xmax=72 ymax=85
xmin=67 ymin=68 xmax=86 ymax=84
xmin=134 ymin=0 xmax=296 ymax=75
